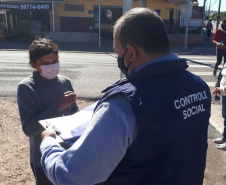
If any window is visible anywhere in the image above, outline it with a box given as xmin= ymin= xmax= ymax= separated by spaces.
xmin=88 ymin=10 xmax=94 ymax=14
xmin=65 ymin=4 xmax=84 ymax=12
xmin=0 ymin=14 xmax=6 ymax=29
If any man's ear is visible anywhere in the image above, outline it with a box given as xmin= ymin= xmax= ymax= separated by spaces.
xmin=127 ymin=45 xmax=138 ymax=62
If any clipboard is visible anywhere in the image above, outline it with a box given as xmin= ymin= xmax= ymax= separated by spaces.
xmin=39 ymin=101 xmax=98 ymax=143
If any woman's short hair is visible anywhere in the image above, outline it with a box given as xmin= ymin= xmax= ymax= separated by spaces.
xmin=29 ymin=38 xmax=59 ymax=63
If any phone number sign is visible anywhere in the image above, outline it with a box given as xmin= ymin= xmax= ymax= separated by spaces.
xmin=0 ymin=2 xmax=52 ymax=10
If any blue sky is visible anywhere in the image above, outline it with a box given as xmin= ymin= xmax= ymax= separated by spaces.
xmin=198 ymin=0 xmax=226 ymax=11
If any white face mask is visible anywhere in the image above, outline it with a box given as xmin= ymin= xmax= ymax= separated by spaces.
xmin=40 ymin=62 xmax=60 ymax=79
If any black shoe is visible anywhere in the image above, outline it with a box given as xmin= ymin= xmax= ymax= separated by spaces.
xmin=214 ymin=95 xmax=220 ymax=101
xmin=213 ymin=69 xmax=217 ymax=76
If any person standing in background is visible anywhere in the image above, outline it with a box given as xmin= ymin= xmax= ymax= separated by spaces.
xmin=206 ymin=19 xmax=213 ymax=40
xmin=17 ymin=38 xmax=79 ymax=185
xmin=212 ymin=64 xmax=226 ymax=150
xmin=212 ymin=20 xmax=226 ymax=77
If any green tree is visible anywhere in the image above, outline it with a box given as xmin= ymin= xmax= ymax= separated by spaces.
xmin=210 ymin=13 xmax=217 ymax=21
xmin=220 ymin=12 xmax=226 ymax=21
xmin=210 ymin=12 xmax=226 ymax=21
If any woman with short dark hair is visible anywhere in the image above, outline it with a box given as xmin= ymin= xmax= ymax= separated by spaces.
xmin=17 ymin=38 xmax=79 ymax=185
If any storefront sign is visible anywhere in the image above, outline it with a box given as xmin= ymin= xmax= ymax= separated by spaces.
xmin=0 ymin=2 xmax=52 ymax=10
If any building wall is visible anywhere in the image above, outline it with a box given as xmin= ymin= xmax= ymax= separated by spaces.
xmin=133 ymin=0 xmax=181 ymax=19
xmin=51 ymin=0 xmax=123 ymax=32
xmin=50 ymin=0 xmax=183 ymax=33
xmin=135 ymin=0 xmax=182 ymax=33
xmin=52 ymin=0 xmax=181 ymax=19
xmin=53 ymin=0 xmax=122 ymax=17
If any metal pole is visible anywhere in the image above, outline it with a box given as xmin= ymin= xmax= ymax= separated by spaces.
xmin=201 ymin=0 xmax=207 ymax=37
xmin=123 ymin=0 xmax=133 ymax=14
xmin=99 ymin=0 xmax=101 ymax=48
xmin=5 ymin=12 xmax=8 ymax=36
xmin=203 ymin=0 xmax=207 ymax=20
xmin=121 ymin=0 xmax=133 ymax=78
xmin=52 ymin=1 xmax=55 ymax=32
xmin=184 ymin=3 xmax=189 ymax=50
xmin=216 ymin=0 xmax=221 ymax=30
xmin=208 ymin=0 xmax=211 ymax=18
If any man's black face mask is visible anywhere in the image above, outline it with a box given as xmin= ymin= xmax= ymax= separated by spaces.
xmin=221 ymin=24 xmax=226 ymax=30
xmin=117 ymin=49 xmax=128 ymax=76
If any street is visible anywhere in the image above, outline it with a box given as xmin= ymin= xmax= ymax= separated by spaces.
xmin=0 ymin=51 xmax=219 ymax=96
xmin=0 ymin=50 xmax=119 ymax=98
xmin=0 ymin=50 xmax=219 ymax=96
xmin=183 ymin=54 xmax=217 ymax=92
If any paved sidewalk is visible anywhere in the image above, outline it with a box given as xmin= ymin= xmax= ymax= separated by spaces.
xmin=0 ymin=37 xmax=115 ymax=53
xmin=210 ymin=100 xmax=224 ymax=135
xmin=0 ymin=36 xmax=216 ymax=54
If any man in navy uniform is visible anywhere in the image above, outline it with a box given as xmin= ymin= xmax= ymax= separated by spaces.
xmin=40 ymin=8 xmax=211 ymax=185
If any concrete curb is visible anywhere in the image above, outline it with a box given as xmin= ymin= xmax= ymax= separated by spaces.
xmin=210 ymin=102 xmax=223 ymax=135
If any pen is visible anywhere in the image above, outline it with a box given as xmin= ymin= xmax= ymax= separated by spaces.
xmin=45 ymin=121 xmax=61 ymax=134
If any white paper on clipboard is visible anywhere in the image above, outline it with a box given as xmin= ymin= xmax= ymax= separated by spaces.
xmin=39 ymin=101 xmax=98 ymax=142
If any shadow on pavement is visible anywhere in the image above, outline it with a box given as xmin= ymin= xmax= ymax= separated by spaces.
xmin=0 ymin=33 xmax=217 ymax=56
